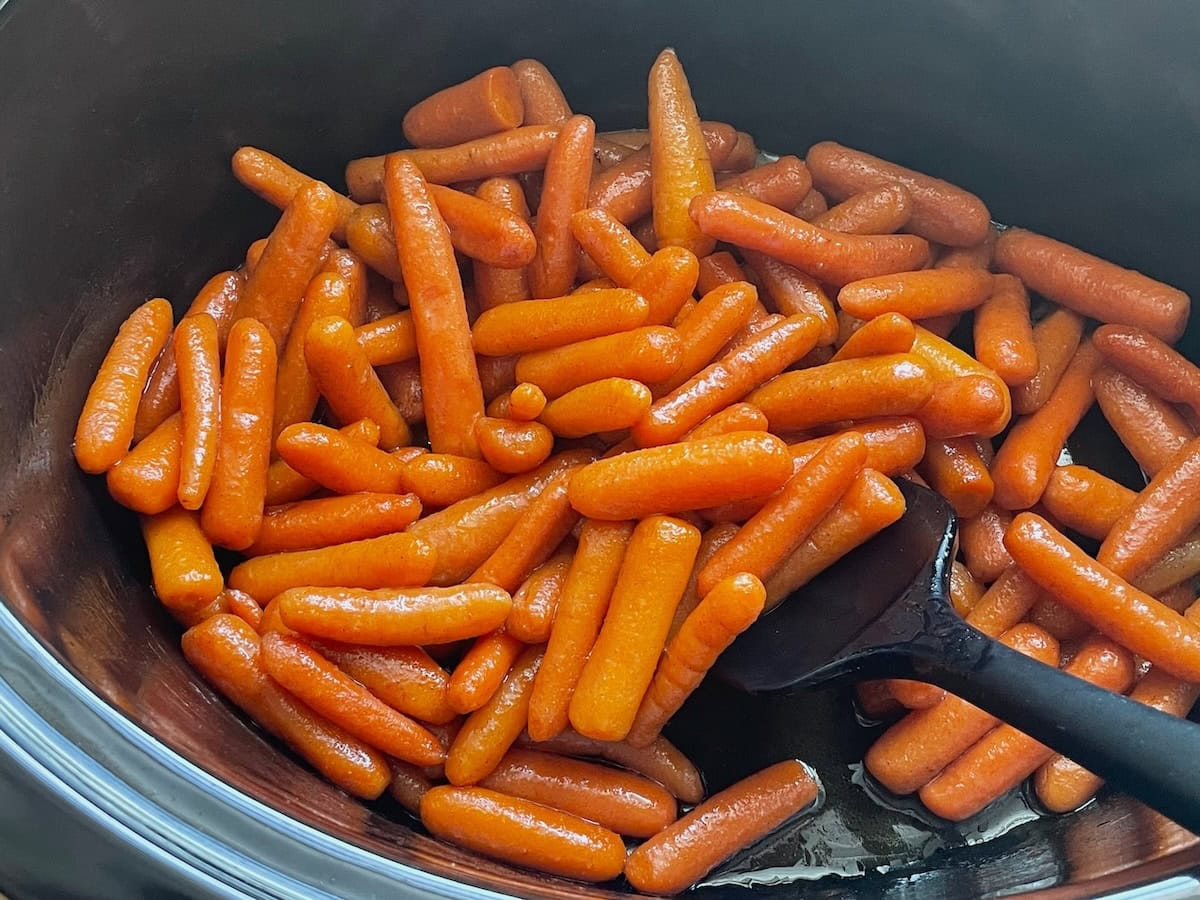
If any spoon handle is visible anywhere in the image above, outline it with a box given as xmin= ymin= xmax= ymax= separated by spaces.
xmin=924 ymin=625 xmax=1200 ymax=832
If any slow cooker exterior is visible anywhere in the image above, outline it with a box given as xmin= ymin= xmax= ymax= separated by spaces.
xmin=3 ymin=0 xmax=1200 ymax=896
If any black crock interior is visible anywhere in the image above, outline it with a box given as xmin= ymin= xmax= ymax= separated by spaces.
xmin=3 ymin=0 xmax=1200 ymax=897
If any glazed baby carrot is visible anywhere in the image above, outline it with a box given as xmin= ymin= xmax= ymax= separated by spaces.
xmin=1040 ymin=465 xmax=1134 ymax=542
xmin=489 ymin=382 xmax=547 ymax=421
xmin=480 ymin=747 xmax=676 ymax=837
xmin=1093 ymin=324 xmax=1200 ymax=415
xmin=477 ymin=354 xmax=519 ymax=403
xmin=812 ymin=183 xmax=913 ymax=234
xmin=699 ymin=433 xmax=867 ymax=595
xmin=830 ymin=312 xmax=916 ymax=362
xmin=695 ymin=250 xmax=749 ymax=294
xmin=990 ymin=339 xmax=1102 ymax=510
xmin=690 ymin=191 xmax=930 ymax=286
xmin=530 ymin=115 xmax=595 ymax=298
xmin=917 ymin=375 xmax=1009 ymax=440
xmin=201 ymin=318 xmax=276 ymax=551
xmin=447 ymin=645 xmax=543 ymax=784
xmin=1093 ymin=367 xmax=1194 ymax=476
xmin=667 ymin=523 xmax=739 ymax=638
xmin=570 ymin=208 xmax=653 ymax=287
xmin=514 ymin=326 xmax=683 ymax=398
xmin=245 ymin=493 xmax=421 ymax=556
xmin=352 ymin=311 xmax=417 ymax=366
xmin=793 ymin=188 xmax=828 ymax=220
xmin=434 ymin=185 xmax=541 ymax=267
xmin=402 ymin=66 xmax=524 ymax=148
xmin=343 ymin=204 xmax=407 ymax=282
xmin=635 ymin=314 xmax=821 ymax=446
xmin=182 ymin=615 xmax=390 ymax=798
xmin=864 ymin=623 xmax=1060 ymax=795
xmin=685 ymin=403 xmax=768 ymax=440
xmin=106 ymin=413 xmax=183 ymax=514
xmin=741 ymin=251 xmax=838 ymax=345
xmin=652 ymin=281 xmax=759 ymax=395
xmin=747 ymin=353 xmax=935 ymax=433
xmin=384 ymin=154 xmax=485 ymax=457
xmin=649 ymin=49 xmax=717 ymax=257
xmin=528 ymin=520 xmax=634 ymax=740
xmin=994 ymin=227 xmax=1190 ymax=342
xmin=75 ymin=297 xmax=174 ymax=474
xmin=973 ymin=274 xmax=1037 ymax=387
xmin=277 ymin=583 xmax=512 ymax=646
xmin=720 ymin=130 xmax=757 ymax=171
xmin=275 ymin=422 xmax=408 ymax=494
xmin=389 ymin=761 xmax=435 ymax=814
xmin=474 ymin=417 xmax=555 ymax=474
xmin=959 ymin=504 xmax=1015 ymax=582
xmin=469 ymin=473 xmax=579 ymax=592
xmin=628 ymin=573 xmax=765 ymax=747
xmin=1098 ymin=437 xmax=1200 ymax=581
xmin=472 ymin=176 xmax=532 ymax=310
xmin=230 ymin=147 xmax=359 ymax=241
xmin=447 ymin=630 xmax=525 ymax=714
xmin=420 ymin=786 xmax=625 ymax=882
xmin=1006 ymin=513 xmax=1200 ymax=681
xmin=920 ymin=438 xmax=994 ymax=518
xmin=181 ymin=588 xmax=263 ymax=632
xmin=569 ymin=516 xmax=701 ymax=741
xmin=260 ymin=633 xmax=444 ymax=765
xmin=717 ymin=156 xmax=812 ymax=211
xmin=936 ymin=227 xmax=996 ymax=270
xmin=229 ymin=532 xmax=435 ymax=601
xmin=401 ymin=454 xmax=506 ymax=507
xmin=1011 ymin=308 xmax=1085 ymax=416
xmin=764 ymin=468 xmax=906 ymax=605
xmin=806 ymin=141 xmax=991 ymax=246
xmin=539 ymin=378 xmax=652 ymax=438
xmin=171 ymin=314 xmax=221 ymax=510
xmin=314 ymin=642 xmax=456 ymax=725
xmin=625 ymin=759 xmax=820 ymax=895
xmin=507 ymin=548 xmax=573 ymax=643
xmin=140 ymin=506 xmax=224 ymax=616
xmin=627 ymin=245 xmax=700 ymax=325
xmin=509 ymin=59 xmax=571 ymax=124
xmin=569 ymin=432 xmax=794 ymax=520
xmin=264 ymin=418 xmax=380 ymax=505
xmin=949 ymin=560 xmax=984 ymax=616
xmin=839 ymin=269 xmax=993 ymax=322
xmin=472 ymin=290 xmax=648 ymax=356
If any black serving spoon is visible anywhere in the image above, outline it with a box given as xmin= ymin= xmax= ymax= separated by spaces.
xmin=716 ymin=479 xmax=1200 ymax=834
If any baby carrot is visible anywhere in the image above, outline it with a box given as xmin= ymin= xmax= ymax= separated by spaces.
xmin=343 ymin=204 xmax=406 ymax=283
xmin=1011 ymin=308 xmax=1085 ymax=416
xmin=530 ymin=114 xmax=595 ymax=298
xmin=747 ymin=353 xmax=935 ymax=433
xmin=570 ymin=208 xmax=653 ymax=287
xmin=1094 ymin=367 xmax=1194 ymax=477
xmin=830 ymin=312 xmax=916 ymax=362
xmin=277 ymin=583 xmax=512 ymax=646
xmin=685 ymin=403 xmax=768 ymax=440
xmin=434 ymin=185 xmax=542 ymax=267
xmin=994 ymin=227 xmax=1190 ymax=342
xmin=570 ymin=516 xmax=701 ymax=741
xmin=811 ymin=183 xmax=913 ymax=234
xmin=741 ymin=251 xmax=838 ymax=345
xmin=570 ymin=432 xmax=794 ymax=520
xmin=447 ymin=646 xmax=543 ymax=784
xmin=469 ymin=472 xmax=579 ymax=592
xmin=959 ymin=504 xmax=1015 ymax=582
xmin=717 ymin=156 xmax=813 ymax=211
xmin=918 ymin=375 xmax=1010 ymax=440
xmin=489 ymin=382 xmax=547 ymax=421
xmin=515 ymin=326 xmax=683 ymax=398
xmin=1093 ymin=324 xmax=1200 ymax=416
xmin=626 ymin=759 xmax=820 ymax=895
xmin=244 ymin=493 xmax=421 ymax=556
xmin=507 ymin=548 xmax=574 ymax=643
xmin=403 ymin=66 xmax=524 ymax=148
xmin=666 ymin=523 xmax=739 ymax=639
xmin=699 ymin=433 xmax=867 ymax=595
xmin=264 ymin=418 xmax=380 ymax=506
xmin=172 ymin=314 xmax=220 ymax=510
xmin=652 ymin=281 xmax=759 ymax=395
xmin=141 ymin=506 xmax=224 ymax=616
xmin=973 ymin=275 xmax=1037 ymax=387
xmin=75 ymin=298 xmax=174 ymax=474
xmin=689 ymin=191 xmax=930 ymax=286
xmin=176 ymin=588 xmax=263 ymax=632
xmin=389 ymin=761 xmax=435 ymax=814
xmin=538 ymin=378 xmax=652 ymax=439
xmin=838 ymin=269 xmax=994 ymax=321
xmin=474 ymin=417 xmax=555 ymax=474
xmin=314 ymin=642 xmax=457 ymax=725
xmin=472 ymin=289 xmax=648 ymax=356
xmin=510 ymin=60 xmax=571 ymax=124
xmin=720 ymin=130 xmax=757 ymax=171
xmin=106 ymin=413 xmax=183 ymax=514
xmin=935 ymin=227 xmax=996 ymax=270
xmin=230 ymin=147 xmax=359 ymax=241
xmin=648 ymin=49 xmax=716 ymax=257
xmin=793 ymin=188 xmax=829 ymax=220
xmin=201 ymin=318 xmax=276 ymax=551
xmin=1040 ymin=465 xmax=1134 ymax=541
xmin=275 ymin=422 xmax=408 ymax=494
xmin=920 ymin=438 xmax=994 ymax=518
xmin=695 ymin=250 xmax=749 ymax=294
xmin=384 ymin=154 xmax=485 ymax=457
xmin=806 ymin=141 xmax=991 ymax=246
xmin=627 ymin=246 xmax=700 ymax=325
xmin=949 ymin=560 xmax=984 ymax=616
xmin=447 ymin=630 xmax=525 ymax=714
xmin=473 ymin=176 xmax=532 ymax=310
xmin=352 ymin=311 xmax=417 ymax=368
xmin=402 ymin=454 xmax=506 ymax=508
xmin=420 ymin=786 xmax=625 ymax=882
xmin=990 ymin=339 xmax=1102 ymax=510
xmin=1007 ymin=513 xmax=1200 ymax=682
xmin=182 ymin=615 xmax=391 ymax=798
xmin=477 ymin=354 xmax=519 ymax=403
xmin=628 ymin=573 xmax=765 ymax=747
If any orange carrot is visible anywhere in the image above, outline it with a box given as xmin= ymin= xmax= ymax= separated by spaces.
xmin=1093 ymin=324 xmax=1200 ymax=416
xmin=487 ymin=382 xmax=547 ymax=421
xmin=627 ymin=246 xmax=700 ymax=326
xmin=447 ymin=630 xmax=526 ymax=714
xmin=653 ymin=281 xmax=759 ymax=395
xmin=920 ymin=438 xmax=994 ymax=518
xmin=917 ymin=375 xmax=1009 ymax=440
xmin=263 ymin=418 xmax=380 ymax=505
xmin=402 ymin=454 xmax=507 ymax=508
xmin=830 ymin=312 xmax=916 ymax=362
xmin=684 ymin=403 xmax=768 ymax=440
xmin=403 ymin=67 xmax=524 ymax=147
xmin=140 ymin=506 xmax=224 ymax=616
xmin=839 ymin=269 xmax=993 ymax=321
xmin=230 ymin=147 xmax=358 ymax=243
xmin=510 ymin=60 xmax=571 ymax=124
xmin=1040 ymin=465 xmax=1135 ymax=541
xmin=1011 ymin=308 xmax=1085 ymax=416
xmin=570 ymin=207 xmax=653 ymax=287
xmin=973 ymin=275 xmax=1037 ymax=387
xmin=469 ymin=472 xmax=579 ymax=592
xmin=275 ymin=422 xmax=408 ymax=494
xmin=742 ymin=251 xmax=838 ymax=345
xmin=314 ymin=642 xmax=457 ymax=725
xmin=472 ymin=176 xmax=533 ymax=310
xmin=389 ymin=761 xmax=435 ymax=814
xmin=530 ymin=115 xmax=595 ymax=298
xmin=106 ymin=413 xmax=183 ymax=514
xmin=793 ymin=188 xmax=829 ymax=220
xmin=474 ymin=417 xmax=555 ymax=474
xmin=507 ymin=548 xmax=574 ymax=643
xmin=172 ymin=314 xmax=221 ymax=510
xmin=1094 ymin=366 xmax=1195 ymax=477
xmin=812 ymin=183 xmax=913 ymax=234
xmin=515 ymin=326 xmax=682 ymax=398
xmin=959 ymin=504 xmax=1015 ymax=582
xmin=244 ymin=493 xmax=421 ymax=556
xmin=717 ymin=156 xmax=813 ymax=211
xmin=473 ymin=290 xmax=648 ymax=357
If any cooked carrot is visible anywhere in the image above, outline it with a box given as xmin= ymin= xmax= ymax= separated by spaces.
xmin=1028 ymin=598 xmax=1091 ymax=642
xmin=447 ymin=630 xmax=526 ymax=715
xmin=716 ymin=156 xmax=812 ymax=211
xmin=720 ymin=130 xmax=757 ymax=171
xmin=200 ymin=318 xmax=276 ymax=550
xmin=244 ymin=493 xmax=421 ymax=556
xmin=764 ymin=469 xmax=906 ymax=605
xmin=401 ymin=454 xmax=506 ymax=508
xmin=793 ymin=188 xmax=829 ymax=220
xmin=684 ymin=403 xmax=768 ymax=441
xmin=384 ymin=154 xmax=485 ymax=457
xmin=431 ymin=185 xmax=542 ymax=267
xmin=1093 ymin=324 xmax=1200 ymax=416
xmin=653 ymin=281 xmax=759 ymax=396
xmin=806 ymin=141 xmax=991 ymax=246
xmin=188 ymin=589 xmax=260 ymax=631
xmin=865 ymin=623 xmax=1060 ymax=795
xmin=534 ymin=378 xmax=649 ymax=439
xmin=917 ymin=313 xmax=961 ymax=340
xmin=812 ymin=183 xmax=913 ymax=234
xmin=935 ymin=228 xmax=997 ymax=270
xmin=469 ymin=178 xmax=532 ymax=311
xmin=488 ymin=383 xmax=547 ymax=421
xmin=918 ymin=632 xmax=1135 ymax=821
xmin=469 ymin=472 xmax=579 ymax=592
xmin=919 ymin=437 xmax=994 ymax=518
xmin=509 ymin=59 xmax=571 ymax=124
xmin=402 ymin=66 xmax=524 ymax=148
xmin=515 ymin=326 xmax=682 ymax=398
xmin=389 ymin=761 xmax=435 ymax=814
xmin=264 ymin=418 xmax=380 ymax=505
xmin=140 ymin=506 xmax=224 ymax=616
xmin=991 ymin=339 xmax=1102 ymax=510
xmin=839 ymin=269 xmax=993 ymax=323
xmin=628 ymin=572 xmax=765 ymax=748
xmin=275 ymin=422 xmax=408 ymax=494
xmin=918 ymin=375 xmax=1010 ymax=440
xmin=748 ymin=353 xmax=935 ymax=433
xmin=570 ymin=208 xmax=653 ymax=287
xmin=342 ymin=203 xmax=406 ymax=282
xmin=626 ymin=759 xmax=820 ymax=895
xmin=626 ymin=246 xmax=700 ymax=326
xmin=971 ymin=274 xmax=1038 ymax=387
xmin=476 ymin=353 xmax=519 ymax=404
xmin=959 ymin=504 xmax=1015 ymax=582
xmin=1010 ymin=308 xmax=1085 ymax=416
xmin=1094 ymin=366 xmax=1194 ymax=477
xmin=699 ymin=433 xmax=867 ymax=595
xmin=508 ymin=548 xmax=574 ymax=643
xmin=569 ymin=516 xmax=700 ymax=741
xmin=170 ymin=314 xmax=221 ymax=510
xmin=352 ymin=311 xmax=418 ymax=367
xmin=473 ymin=290 xmax=648 ymax=357
xmin=230 ymin=147 xmax=358 ymax=243
xmin=528 ymin=114 xmax=595 ymax=298
xmin=1040 ymin=465 xmax=1134 ymax=541
xmin=182 ymin=615 xmax=390 ymax=798
xmin=695 ymin=250 xmax=749 ymax=295
xmin=830 ymin=312 xmax=915 ymax=362
xmin=666 ymin=523 xmax=739 ymax=640
xmin=474 ymin=417 xmax=555 ymax=474
xmin=994 ymin=227 xmax=1190 ymax=342
xmin=75 ymin=297 xmax=174 ymax=474
xmin=420 ymin=785 xmax=625 ymax=882
xmin=1007 ymin=513 xmax=1200 ymax=681
xmin=949 ymin=560 xmax=984 ymax=616
xmin=106 ymin=412 xmax=183 ymax=514
xmin=968 ymin=565 xmax=1045 ymax=635
xmin=648 ymin=49 xmax=717 ymax=257
xmin=446 ymin=646 xmax=543 ymax=784
xmin=314 ymin=641 xmax=456 ymax=725
xmin=742 ymin=251 xmax=837 ymax=344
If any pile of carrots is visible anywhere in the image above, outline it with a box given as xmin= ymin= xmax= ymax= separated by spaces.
xmin=72 ymin=45 xmax=1199 ymax=893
